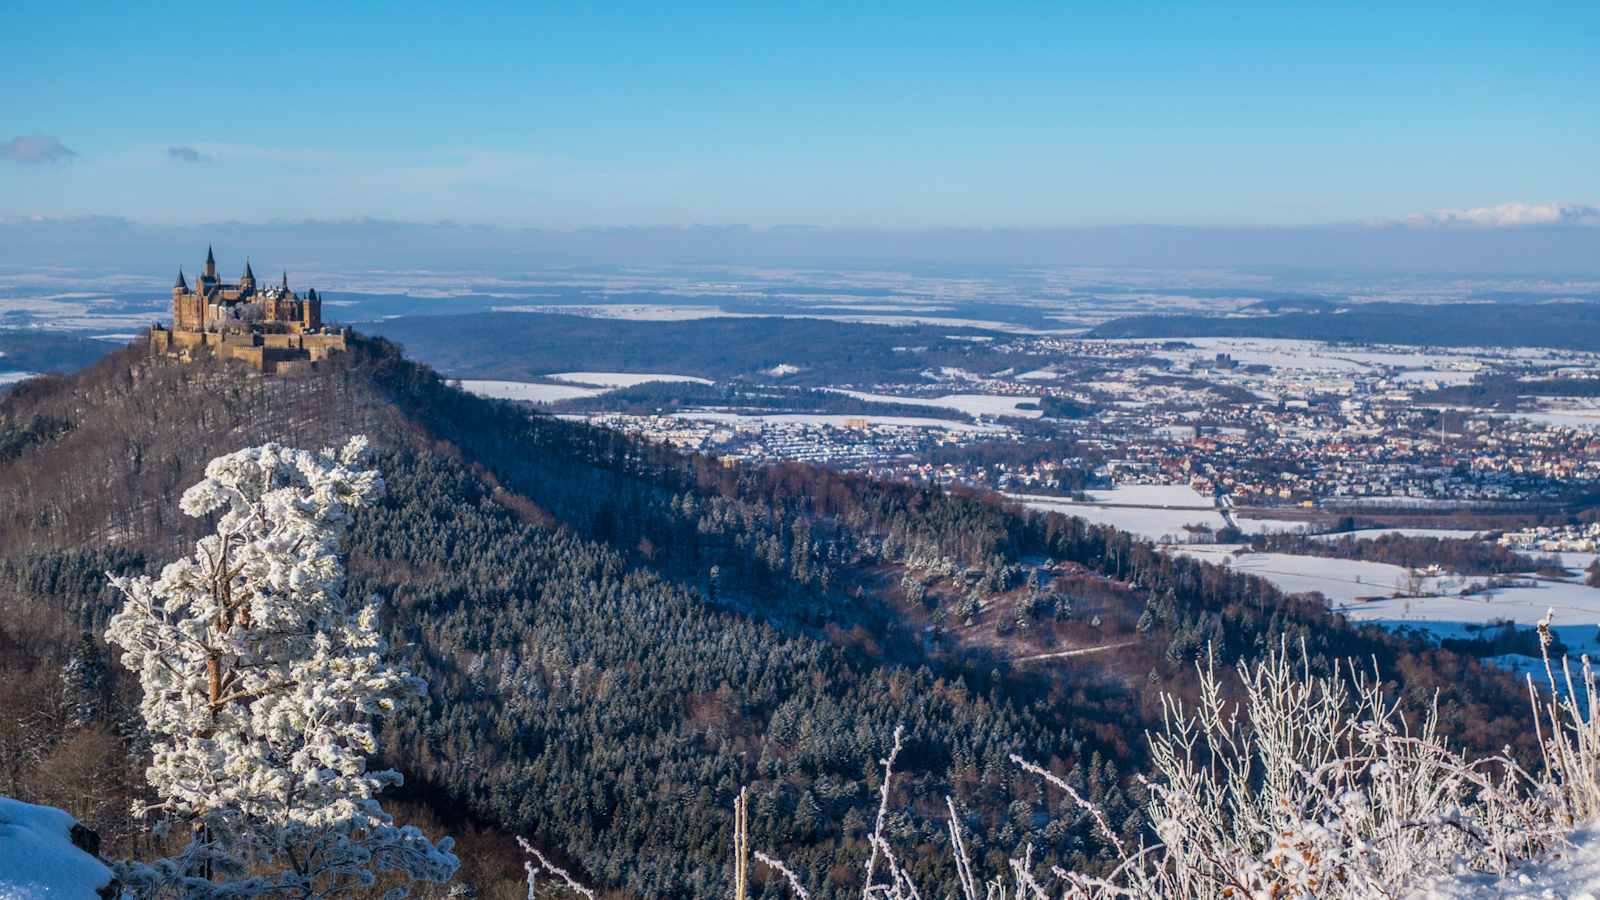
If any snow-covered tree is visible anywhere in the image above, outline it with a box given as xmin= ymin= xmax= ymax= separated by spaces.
xmin=104 ymin=437 xmax=458 ymax=898
xmin=60 ymin=630 xmax=106 ymax=728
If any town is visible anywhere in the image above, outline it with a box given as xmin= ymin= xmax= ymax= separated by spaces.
xmin=515 ymin=335 xmax=1600 ymax=529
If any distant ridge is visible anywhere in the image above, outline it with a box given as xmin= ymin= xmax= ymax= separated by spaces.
xmin=1088 ymin=299 xmax=1600 ymax=351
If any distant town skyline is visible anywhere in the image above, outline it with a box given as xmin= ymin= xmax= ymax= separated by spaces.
xmin=4 ymin=1 xmax=1597 ymax=231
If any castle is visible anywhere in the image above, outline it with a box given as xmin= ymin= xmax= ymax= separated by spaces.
xmin=149 ymin=246 xmax=348 ymax=373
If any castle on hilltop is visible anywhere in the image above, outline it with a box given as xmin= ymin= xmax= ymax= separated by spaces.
xmin=149 ymin=246 xmax=348 ymax=373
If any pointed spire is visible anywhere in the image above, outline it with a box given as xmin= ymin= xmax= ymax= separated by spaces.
xmin=206 ymin=245 xmax=215 ymax=265
xmin=175 ymin=268 xmax=187 ymax=290
xmin=242 ymin=259 xmax=255 ymax=281
xmin=281 ymin=270 xmax=289 ymax=290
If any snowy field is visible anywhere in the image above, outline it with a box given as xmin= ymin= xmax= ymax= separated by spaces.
xmin=1111 ymin=336 xmax=1585 ymax=380
xmin=1344 ymin=580 xmax=1600 ymax=636
xmin=458 ymin=380 xmax=607 ymax=403
xmin=1172 ymin=544 xmax=1439 ymax=604
xmin=829 ymin=389 xmax=1044 ymax=419
xmin=1397 ymin=369 xmax=1479 ymax=385
xmin=1012 ymin=485 xmax=1221 ymax=542
xmin=1083 ymin=483 xmax=1214 ymax=507
xmin=1010 ymin=486 xmax=1321 ymax=542
xmin=0 ymin=371 xmax=38 ymax=385
xmin=460 ymin=373 xmax=712 ymax=403
xmin=548 ymin=371 xmax=712 ymax=388
xmin=1011 ymin=495 xmax=1226 ymax=541
xmin=1488 ymin=409 xmax=1600 ymax=431
xmin=1235 ymin=516 xmax=1325 ymax=534
xmin=1169 ymin=541 xmax=1600 ymax=682
xmin=669 ymin=411 xmax=1005 ymax=432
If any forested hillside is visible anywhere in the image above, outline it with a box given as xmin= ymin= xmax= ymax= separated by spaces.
xmin=0 ymin=337 xmax=1535 ymax=898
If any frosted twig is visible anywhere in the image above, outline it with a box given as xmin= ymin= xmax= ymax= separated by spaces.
xmin=517 ymin=837 xmax=596 ymax=899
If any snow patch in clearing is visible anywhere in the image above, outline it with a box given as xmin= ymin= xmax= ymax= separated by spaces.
xmin=458 ymin=380 xmax=607 ymax=403
xmin=547 ymin=372 xmax=711 ymax=388
xmin=828 ymin=389 xmax=1043 ymax=419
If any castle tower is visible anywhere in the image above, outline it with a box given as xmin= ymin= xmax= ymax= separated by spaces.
xmin=239 ymin=259 xmax=256 ymax=293
xmin=303 ymin=287 xmax=322 ymax=330
xmin=203 ymin=245 xmax=217 ymax=281
xmin=172 ymin=267 xmax=204 ymax=330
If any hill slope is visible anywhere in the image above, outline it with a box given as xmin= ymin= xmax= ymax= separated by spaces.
xmin=0 ymin=337 xmax=1535 ymax=898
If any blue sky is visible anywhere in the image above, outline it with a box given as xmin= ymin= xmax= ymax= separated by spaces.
xmin=3 ymin=1 xmax=1596 ymax=228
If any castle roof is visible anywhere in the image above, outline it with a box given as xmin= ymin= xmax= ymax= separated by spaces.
xmin=175 ymin=269 xmax=187 ymax=290
xmin=206 ymin=246 xmax=215 ymax=265
xmin=242 ymin=260 xmax=255 ymax=281
xmin=281 ymin=271 xmax=289 ymax=290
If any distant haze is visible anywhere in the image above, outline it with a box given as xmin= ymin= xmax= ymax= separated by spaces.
xmin=2 ymin=215 xmax=1597 ymax=277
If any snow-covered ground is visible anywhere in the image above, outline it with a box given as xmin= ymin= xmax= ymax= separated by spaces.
xmin=0 ymin=371 xmax=37 ymax=385
xmin=828 ymin=389 xmax=1044 ymax=419
xmin=669 ymin=411 xmax=1006 ymax=432
xmin=1173 ymin=544 xmax=1443 ymax=604
xmin=1107 ymin=336 xmax=1581 ymax=382
xmin=458 ymin=380 xmax=608 ymax=403
xmin=1342 ymin=581 xmax=1600 ymax=665
xmin=1009 ymin=484 xmax=1218 ymax=542
xmin=1011 ymin=495 xmax=1224 ymax=541
xmin=0 ymin=796 xmax=113 ymax=899
xmin=1082 ymin=483 xmax=1214 ymax=507
xmin=547 ymin=371 xmax=712 ymax=388
xmin=1417 ymin=825 xmax=1600 ymax=898
xmin=1488 ymin=409 xmax=1600 ymax=431
xmin=1010 ymin=486 xmax=1321 ymax=542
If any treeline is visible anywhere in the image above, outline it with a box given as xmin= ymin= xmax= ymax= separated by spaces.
xmin=1087 ymin=301 xmax=1600 ymax=353
xmin=552 ymin=380 xmax=969 ymax=421
xmin=1254 ymin=531 xmax=1548 ymax=576
xmin=1419 ymin=375 xmax=1600 ymax=409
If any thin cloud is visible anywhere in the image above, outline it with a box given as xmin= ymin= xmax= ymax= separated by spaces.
xmin=1396 ymin=202 xmax=1600 ymax=228
xmin=167 ymin=145 xmax=211 ymax=164
xmin=1 ymin=134 xmax=78 ymax=164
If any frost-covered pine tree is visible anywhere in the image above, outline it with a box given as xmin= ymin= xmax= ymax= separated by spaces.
xmin=105 ymin=437 xmax=458 ymax=898
xmin=60 ymin=630 xmax=106 ymax=728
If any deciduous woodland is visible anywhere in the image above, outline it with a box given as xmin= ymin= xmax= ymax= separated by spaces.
xmin=0 ymin=337 xmax=1543 ymax=897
